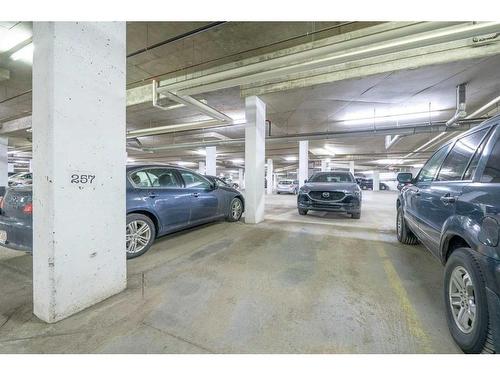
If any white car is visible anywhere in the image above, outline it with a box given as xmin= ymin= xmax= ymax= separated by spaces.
xmin=276 ymin=179 xmax=298 ymax=194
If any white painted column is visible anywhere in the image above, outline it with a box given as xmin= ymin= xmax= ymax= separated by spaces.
xmin=266 ymin=158 xmax=273 ymax=194
xmin=320 ymin=159 xmax=327 ymax=172
xmin=373 ymin=170 xmax=380 ymax=191
xmin=29 ymin=159 xmax=33 ymax=173
xmin=0 ymin=138 xmax=8 ymax=190
xmin=198 ymin=161 xmax=206 ymax=175
xmin=244 ymin=96 xmax=265 ymax=224
xmin=32 ymin=22 xmax=126 ymax=323
xmin=273 ymin=173 xmax=277 ymax=190
xmin=298 ymin=140 xmax=309 ymax=187
xmin=349 ymin=160 xmax=355 ymax=176
xmin=238 ymin=168 xmax=244 ymax=189
xmin=205 ymin=146 xmax=216 ymax=176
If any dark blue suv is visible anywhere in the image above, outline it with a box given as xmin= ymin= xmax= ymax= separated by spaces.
xmin=396 ymin=115 xmax=500 ymax=353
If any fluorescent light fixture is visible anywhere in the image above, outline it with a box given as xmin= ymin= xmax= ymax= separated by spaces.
xmin=231 ymin=158 xmax=244 ymax=164
xmin=284 ymin=156 xmax=297 ymax=162
xmin=26 ymin=128 xmax=32 ymax=133
xmin=0 ymin=28 xmax=31 ymax=53
xmin=11 ymin=43 xmax=33 ymax=63
xmin=324 ymin=145 xmax=336 ymax=156
xmin=412 ymin=163 xmax=424 ymax=168
xmin=176 ymin=161 xmax=196 ymax=167
xmin=341 ymin=110 xmax=442 ymax=127
xmin=375 ymin=159 xmax=404 ymax=165
xmin=193 ymin=149 xmax=206 ymax=156
xmin=466 ymin=94 xmax=500 ymax=118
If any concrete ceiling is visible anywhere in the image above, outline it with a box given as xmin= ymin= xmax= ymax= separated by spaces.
xmin=1 ymin=21 xmax=500 ymax=177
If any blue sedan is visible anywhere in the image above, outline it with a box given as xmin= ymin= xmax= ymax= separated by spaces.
xmin=0 ymin=164 xmax=245 ymax=259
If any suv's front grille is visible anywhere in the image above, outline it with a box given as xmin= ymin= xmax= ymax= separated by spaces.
xmin=309 ymin=191 xmax=345 ymax=201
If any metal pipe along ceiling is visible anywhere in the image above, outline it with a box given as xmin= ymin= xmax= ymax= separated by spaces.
xmin=139 ymin=118 xmax=485 ymax=153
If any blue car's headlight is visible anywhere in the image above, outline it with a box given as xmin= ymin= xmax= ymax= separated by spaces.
xmin=300 ymin=187 xmax=310 ymax=194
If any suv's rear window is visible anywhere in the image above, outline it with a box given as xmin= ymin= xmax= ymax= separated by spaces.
xmin=481 ymin=134 xmax=500 ymax=183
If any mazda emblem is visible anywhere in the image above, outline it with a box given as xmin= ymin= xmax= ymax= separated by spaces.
xmin=322 ymin=192 xmax=330 ymax=198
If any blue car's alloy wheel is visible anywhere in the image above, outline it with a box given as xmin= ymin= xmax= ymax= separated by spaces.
xmin=126 ymin=213 xmax=156 ymax=259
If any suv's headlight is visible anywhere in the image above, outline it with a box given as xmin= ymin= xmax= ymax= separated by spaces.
xmin=300 ymin=187 xmax=310 ymax=194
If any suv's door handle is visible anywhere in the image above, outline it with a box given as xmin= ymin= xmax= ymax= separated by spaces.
xmin=192 ymin=192 xmax=200 ymax=198
xmin=148 ymin=193 xmax=157 ymax=199
xmin=414 ymin=189 xmax=421 ymax=196
xmin=440 ymin=194 xmax=457 ymax=204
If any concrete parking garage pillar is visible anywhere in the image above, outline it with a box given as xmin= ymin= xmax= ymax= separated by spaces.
xmin=0 ymin=138 xmax=7 ymax=194
xmin=244 ymin=96 xmax=265 ymax=224
xmin=349 ymin=161 xmax=355 ymax=176
xmin=266 ymin=158 xmax=273 ymax=195
xmin=238 ymin=168 xmax=244 ymax=189
xmin=320 ymin=159 xmax=327 ymax=172
xmin=299 ymin=140 xmax=309 ymax=187
xmin=206 ymin=146 xmax=216 ymax=176
xmin=198 ymin=161 xmax=206 ymax=175
xmin=32 ymin=22 xmax=126 ymax=323
xmin=373 ymin=170 xmax=380 ymax=191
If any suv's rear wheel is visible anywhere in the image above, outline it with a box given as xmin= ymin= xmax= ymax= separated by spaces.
xmin=126 ymin=214 xmax=156 ymax=259
xmin=396 ymin=206 xmax=418 ymax=245
xmin=444 ymin=248 xmax=493 ymax=353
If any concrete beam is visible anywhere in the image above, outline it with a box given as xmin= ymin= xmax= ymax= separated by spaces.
xmin=0 ymin=115 xmax=32 ymax=134
xmin=241 ymin=39 xmax=500 ymax=96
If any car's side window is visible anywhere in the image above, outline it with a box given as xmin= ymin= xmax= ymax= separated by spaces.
xmin=129 ymin=170 xmax=153 ymax=188
xmin=180 ymin=171 xmax=211 ymax=189
xmin=437 ymin=129 xmax=488 ymax=181
xmin=145 ymin=169 xmax=181 ymax=188
xmin=481 ymin=135 xmax=500 ymax=183
xmin=415 ymin=145 xmax=450 ymax=184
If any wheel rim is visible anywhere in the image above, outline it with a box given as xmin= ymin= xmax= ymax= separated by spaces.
xmin=449 ymin=266 xmax=477 ymax=334
xmin=231 ymin=199 xmax=242 ymax=220
xmin=397 ymin=211 xmax=402 ymax=237
xmin=126 ymin=220 xmax=151 ymax=254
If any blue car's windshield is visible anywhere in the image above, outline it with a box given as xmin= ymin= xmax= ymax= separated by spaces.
xmin=309 ymin=172 xmax=353 ymax=183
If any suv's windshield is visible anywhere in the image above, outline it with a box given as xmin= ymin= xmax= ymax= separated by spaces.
xmin=309 ymin=172 xmax=354 ymax=183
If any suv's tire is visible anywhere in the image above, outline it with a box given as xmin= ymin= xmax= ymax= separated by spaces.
xmin=351 ymin=212 xmax=361 ymax=219
xmin=227 ymin=197 xmax=243 ymax=222
xmin=126 ymin=213 xmax=156 ymax=259
xmin=396 ymin=206 xmax=418 ymax=245
xmin=298 ymin=208 xmax=308 ymax=215
xmin=444 ymin=248 xmax=493 ymax=353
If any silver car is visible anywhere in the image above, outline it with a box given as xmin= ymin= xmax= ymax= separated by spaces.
xmin=276 ymin=179 xmax=298 ymax=194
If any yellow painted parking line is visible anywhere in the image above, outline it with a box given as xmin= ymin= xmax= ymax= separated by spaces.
xmin=376 ymin=243 xmax=433 ymax=353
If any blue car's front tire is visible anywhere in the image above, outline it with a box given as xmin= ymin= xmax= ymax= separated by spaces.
xmin=126 ymin=213 xmax=156 ymax=259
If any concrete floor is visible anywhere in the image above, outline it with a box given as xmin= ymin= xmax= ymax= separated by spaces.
xmin=0 ymin=191 xmax=461 ymax=353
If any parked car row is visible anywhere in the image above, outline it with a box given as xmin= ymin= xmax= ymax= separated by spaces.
xmin=355 ymin=176 xmax=389 ymax=190
xmin=0 ymin=165 xmax=245 ymax=259
xmin=396 ymin=115 xmax=500 ymax=353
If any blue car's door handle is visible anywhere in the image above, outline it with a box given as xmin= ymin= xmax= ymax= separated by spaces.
xmin=192 ymin=192 xmax=200 ymax=198
xmin=440 ymin=194 xmax=457 ymax=204
xmin=147 ymin=193 xmax=156 ymax=199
